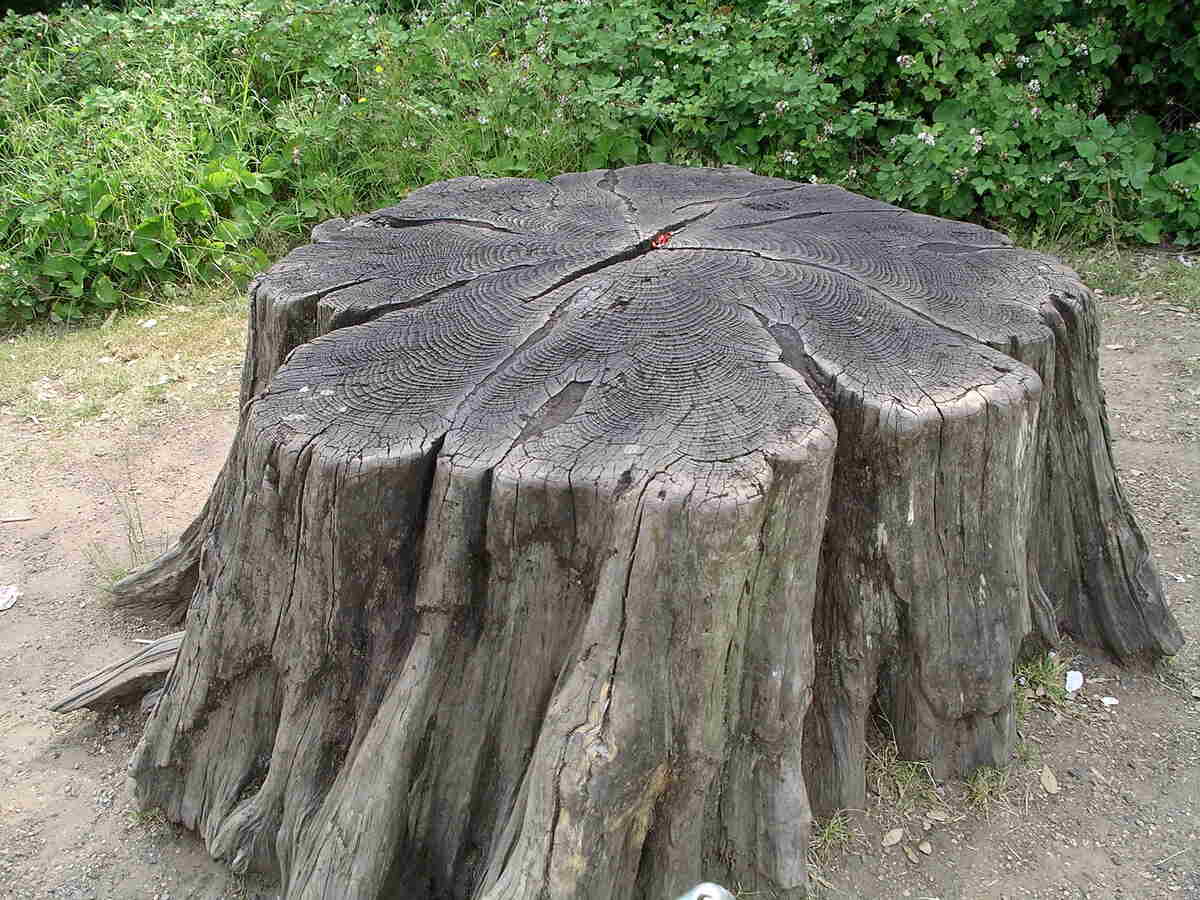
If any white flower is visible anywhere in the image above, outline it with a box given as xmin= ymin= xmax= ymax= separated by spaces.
xmin=920 ymin=12 xmax=935 ymax=25
xmin=1016 ymin=55 xmax=1030 ymax=68
xmin=1027 ymin=79 xmax=1041 ymax=96
xmin=917 ymin=131 xmax=936 ymax=146
xmin=477 ymin=114 xmax=489 ymax=124
xmin=1031 ymin=106 xmax=1041 ymax=119
xmin=780 ymin=150 xmax=800 ymax=165
xmin=896 ymin=54 xmax=915 ymax=69
xmin=775 ymin=100 xmax=789 ymax=114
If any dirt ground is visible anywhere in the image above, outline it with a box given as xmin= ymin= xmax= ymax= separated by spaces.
xmin=0 ymin=277 xmax=1197 ymax=899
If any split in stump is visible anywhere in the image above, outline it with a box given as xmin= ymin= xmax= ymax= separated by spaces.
xmin=117 ymin=165 xmax=1183 ymax=899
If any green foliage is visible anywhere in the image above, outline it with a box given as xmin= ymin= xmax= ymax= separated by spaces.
xmin=507 ymin=0 xmax=1200 ymax=244
xmin=0 ymin=0 xmax=585 ymax=325
xmin=1 ymin=0 xmax=1197 ymax=326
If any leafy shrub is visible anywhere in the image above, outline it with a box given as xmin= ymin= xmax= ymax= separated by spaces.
xmin=502 ymin=0 xmax=1200 ymax=245
xmin=0 ymin=0 xmax=586 ymax=325
xmin=1 ymin=0 xmax=1197 ymax=327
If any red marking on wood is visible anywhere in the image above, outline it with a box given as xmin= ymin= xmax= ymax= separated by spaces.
xmin=650 ymin=231 xmax=672 ymax=249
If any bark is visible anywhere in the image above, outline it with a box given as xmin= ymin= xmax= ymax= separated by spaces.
xmin=48 ymin=631 xmax=183 ymax=713
xmin=116 ymin=165 xmax=1181 ymax=897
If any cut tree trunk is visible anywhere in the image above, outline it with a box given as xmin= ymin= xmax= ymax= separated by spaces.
xmin=116 ymin=165 xmax=1183 ymax=899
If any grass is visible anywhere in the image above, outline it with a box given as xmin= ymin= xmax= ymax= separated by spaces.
xmin=809 ymin=810 xmax=861 ymax=866
xmin=83 ymin=460 xmax=166 ymax=588
xmin=964 ymin=765 xmax=1010 ymax=816
xmin=1059 ymin=245 xmax=1200 ymax=313
xmin=1015 ymin=652 xmax=1069 ymax=706
xmin=865 ymin=737 xmax=939 ymax=815
xmin=0 ymin=0 xmax=592 ymax=326
xmin=0 ymin=281 xmax=246 ymax=429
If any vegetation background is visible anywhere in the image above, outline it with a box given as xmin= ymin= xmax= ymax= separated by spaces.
xmin=0 ymin=0 xmax=1197 ymax=326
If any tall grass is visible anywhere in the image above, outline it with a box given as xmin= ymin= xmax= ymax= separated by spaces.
xmin=0 ymin=0 xmax=590 ymax=326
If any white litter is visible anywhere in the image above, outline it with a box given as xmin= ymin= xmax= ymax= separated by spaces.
xmin=0 ymin=584 xmax=17 ymax=612
xmin=1065 ymin=670 xmax=1084 ymax=693
xmin=1100 ymin=696 xmax=1119 ymax=707
xmin=675 ymin=884 xmax=735 ymax=900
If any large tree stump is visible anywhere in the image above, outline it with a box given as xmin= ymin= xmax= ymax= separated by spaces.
xmin=121 ymin=165 xmax=1182 ymax=899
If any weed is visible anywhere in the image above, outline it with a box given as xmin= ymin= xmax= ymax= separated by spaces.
xmin=84 ymin=462 xmax=164 ymax=589
xmin=808 ymin=810 xmax=860 ymax=865
xmin=964 ymin=765 xmax=1010 ymax=816
xmin=1015 ymin=652 xmax=1068 ymax=707
xmin=865 ymin=739 xmax=938 ymax=815
xmin=3 ymin=0 xmax=1199 ymax=326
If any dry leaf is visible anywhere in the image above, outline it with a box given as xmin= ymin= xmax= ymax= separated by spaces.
xmin=903 ymin=845 xmax=919 ymax=863
xmin=918 ymin=840 xmax=932 ymax=855
xmin=926 ymin=808 xmax=948 ymax=822
xmin=1041 ymin=765 xmax=1060 ymax=795
xmin=882 ymin=828 xmax=903 ymax=847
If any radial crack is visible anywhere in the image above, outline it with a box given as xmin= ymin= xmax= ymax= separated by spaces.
xmin=364 ymin=214 xmax=521 ymax=235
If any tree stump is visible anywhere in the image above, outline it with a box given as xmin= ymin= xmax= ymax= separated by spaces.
xmin=119 ymin=165 xmax=1183 ymax=899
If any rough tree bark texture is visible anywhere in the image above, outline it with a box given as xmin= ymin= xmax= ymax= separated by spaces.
xmin=118 ymin=165 xmax=1183 ymax=899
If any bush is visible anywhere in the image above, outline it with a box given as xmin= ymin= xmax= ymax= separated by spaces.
xmin=491 ymin=0 xmax=1199 ymax=244
xmin=1 ymin=0 xmax=1197 ymax=327
xmin=0 ymin=0 xmax=586 ymax=325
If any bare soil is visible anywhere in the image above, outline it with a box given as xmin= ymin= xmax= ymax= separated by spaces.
xmin=0 ymin=284 xmax=1196 ymax=900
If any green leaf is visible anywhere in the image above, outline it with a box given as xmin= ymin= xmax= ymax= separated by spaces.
xmin=932 ymin=100 xmax=967 ymax=124
xmin=69 ymin=215 xmax=95 ymax=238
xmin=1132 ymin=115 xmax=1162 ymax=142
xmin=1163 ymin=155 xmax=1200 ymax=187
xmin=112 ymin=250 xmax=145 ymax=274
xmin=92 ymin=194 xmax=115 ymax=217
xmin=205 ymin=169 xmax=236 ymax=193
xmin=175 ymin=196 xmax=211 ymax=223
xmin=213 ymin=218 xmax=254 ymax=243
xmin=132 ymin=217 xmax=173 ymax=267
xmin=93 ymin=274 xmax=119 ymax=306
xmin=42 ymin=255 xmax=86 ymax=281
xmin=1137 ymin=220 xmax=1162 ymax=244
xmin=1074 ymin=139 xmax=1101 ymax=160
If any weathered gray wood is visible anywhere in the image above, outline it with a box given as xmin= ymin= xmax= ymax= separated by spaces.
xmin=48 ymin=631 xmax=183 ymax=713
xmin=113 ymin=165 xmax=1182 ymax=899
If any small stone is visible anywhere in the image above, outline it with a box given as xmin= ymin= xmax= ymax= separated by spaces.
xmin=882 ymin=827 xmax=904 ymax=847
xmin=1041 ymin=765 xmax=1060 ymax=795
xmin=918 ymin=840 xmax=932 ymax=855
